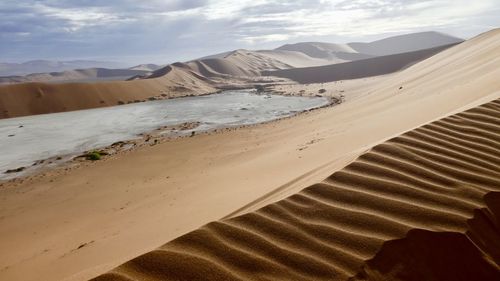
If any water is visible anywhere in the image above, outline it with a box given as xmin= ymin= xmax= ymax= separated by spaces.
xmin=0 ymin=90 xmax=329 ymax=179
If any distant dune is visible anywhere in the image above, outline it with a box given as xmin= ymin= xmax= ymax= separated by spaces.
xmin=0 ymin=68 xmax=151 ymax=84
xmin=187 ymin=50 xmax=292 ymax=77
xmin=274 ymin=31 xmax=462 ymax=60
xmin=263 ymin=43 xmax=459 ymax=83
xmin=0 ymin=60 xmax=127 ymax=76
xmin=0 ymin=65 xmax=216 ymax=118
xmin=348 ymin=31 xmax=463 ymax=56
xmin=276 ymin=41 xmax=359 ymax=58
xmin=128 ymin=64 xmax=162 ymax=72
xmin=0 ymin=31 xmax=468 ymax=118
xmin=256 ymin=49 xmax=350 ymax=68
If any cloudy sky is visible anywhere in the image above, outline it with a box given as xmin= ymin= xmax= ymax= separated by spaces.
xmin=1 ymin=0 xmax=498 ymax=65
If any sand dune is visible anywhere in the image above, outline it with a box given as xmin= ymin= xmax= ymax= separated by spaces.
xmin=274 ymin=31 xmax=461 ymax=61
xmin=272 ymin=42 xmax=376 ymax=64
xmin=93 ymin=98 xmax=500 ymax=281
xmin=0 ymin=60 xmax=126 ymax=76
xmin=0 ymin=68 xmax=150 ymax=84
xmin=348 ymin=31 xmax=463 ymax=56
xmin=127 ymin=50 xmax=293 ymax=80
xmin=0 ymin=29 xmax=498 ymax=281
xmin=0 ymin=49 xmax=293 ymax=118
xmin=0 ymin=65 xmax=216 ymax=118
xmin=256 ymin=50 xmax=348 ymax=68
xmin=0 ymin=31 xmax=462 ymax=119
xmin=127 ymin=64 xmax=162 ymax=72
xmin=185 ymin=50 xmax=292 ymax=77
xmin=263 ymin=43 xmax=458 ymax=83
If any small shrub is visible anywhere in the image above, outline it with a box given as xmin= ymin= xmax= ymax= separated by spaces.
xmin=255 ymin=85 xmax=265 ymax=93
xmin=86 ymin=151 xmax=102 ymax=161
xmin=318 ymin=89 xmax=326 ymax=94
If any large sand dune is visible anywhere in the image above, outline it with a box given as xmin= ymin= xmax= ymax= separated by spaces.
xmin=93 ymin=98 xmax=500 ymax=281
xmin=0 ymin=50 xmax=289 ymax=118
xmin=0 ymin=29 xmax=498 ymax=281
xmin=348 ymin=31 xmax=463 ymax=56
xmin=0 ymin=68 xmax=150 ymax=84
xmin=0 ymin=60 xmax=127 ymax=76
xmin=0 ymin=65 xmax=216 ymax=118
xmin=263 ymin=43 xmax=458 ymax=84
xmin=256 ymin=49 xmax=349 ymax=68
xmin=184 ymin=50 xmax=292 ymax=77
xmin=274 ymin=31 xmax=461 ymax=61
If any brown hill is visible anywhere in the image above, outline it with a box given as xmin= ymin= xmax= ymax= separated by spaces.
xmin=0 ymin=65 xmax=216 ymax=118
xmin=0 ymin=68 xmax=150 ymax=84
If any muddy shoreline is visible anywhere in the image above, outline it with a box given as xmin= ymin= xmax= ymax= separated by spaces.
xmin=0 ymin=92 xmax=340 ymax=186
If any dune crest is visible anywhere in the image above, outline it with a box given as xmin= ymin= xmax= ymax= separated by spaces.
xmin=0 ymin=68 xmax=151 ymax=84
xmin=0 ymin=64 xmax=217 ymax=118
xmin=263 ymin=43 xmax=458 ymax=83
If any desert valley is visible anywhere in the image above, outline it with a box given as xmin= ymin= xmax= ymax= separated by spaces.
xmin=0 ymin=2 xmax=499 ymax=281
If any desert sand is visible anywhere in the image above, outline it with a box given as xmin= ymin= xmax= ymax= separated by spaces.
xmin=93 ymin=97 xmax=500 ymax=281
xmin=0 ymin=29 xmax=498 ymax=281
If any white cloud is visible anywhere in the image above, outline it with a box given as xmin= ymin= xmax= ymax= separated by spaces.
xmin=1 ymin=0 xmax=498 ymax=62
xmin=240 ymin=33 xmax=291 ymax=44
xmin=33 ymin=3 xmax=134 ymax=32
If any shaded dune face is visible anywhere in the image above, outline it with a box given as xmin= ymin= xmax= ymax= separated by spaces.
xmin=92 ymin=99 xmax=500 ymax=281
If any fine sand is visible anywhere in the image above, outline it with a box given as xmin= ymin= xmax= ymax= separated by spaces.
xmin=93 ymin=97 xmax=500 ymax=281
xmin=0 ymin=28 xmax=498 ymax=281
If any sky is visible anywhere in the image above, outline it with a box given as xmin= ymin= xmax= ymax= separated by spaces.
xmin=1 ymin=0 xmax=499 ymax=65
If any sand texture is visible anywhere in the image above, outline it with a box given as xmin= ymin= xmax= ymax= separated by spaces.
xmin=0 ymin=29 xmax=498 ymax=281
xmin=93 ymin=98 xmax=500 ymax=281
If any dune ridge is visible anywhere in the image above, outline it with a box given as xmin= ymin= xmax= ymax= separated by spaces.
xmin=0 ymin=68 xmax=150 ymax=84
xmin=93 ymin=99 xmax=500 ymax=281
xmin=0 ymin=65 xmax=217 ymax=118
xmin=263 ymin=43 xmax=458 ymax=84
xmin=347 ymin=31 xmax=463 ymax=56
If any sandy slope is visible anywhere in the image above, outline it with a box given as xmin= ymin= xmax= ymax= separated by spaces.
xmin=274 ymin=31 xmax=461 ymax=60
xmin=263 ymin=43 xmax=458 ymax=84
xmin=127 ymin=64 xmax=162 ymax=72
xmin=0 ymin=29 xmax=498 ymax=281
xmin=0 ymin=65 xmax=217 ymax=118
xmin=0 ymin=68 xmax=150 ymax=84
xmin=93 ymin=98 xmax=500 ymax=281
xmin=256 ymin=49 xmax=348 ymax=68
xmin=348 ymin=31 xmax=463 ymax=56
xmin=0 ymin=60 xmax=126 ymax=76
xmin=184 ymin=50 xmax=292 ymax=77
